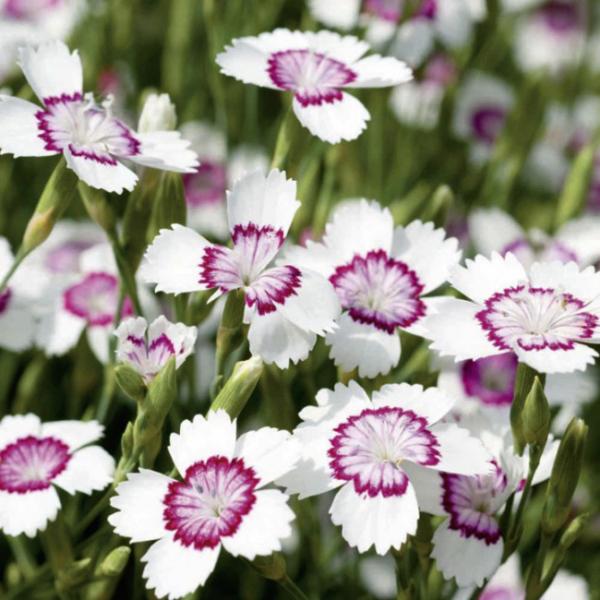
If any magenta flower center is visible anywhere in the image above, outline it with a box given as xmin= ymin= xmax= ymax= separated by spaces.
xmin=45 ymin=240 xmax=96 ymax=274
xmin=461 ymin=354 xmax=518 ymax=407
xmin=471 ymin=106 xmax=507 ymax=145
xmin=364 ymin=0 xmax=404 ymax=22
xmin=539 ymin=1 xmax=581 ymax=33
xmin=163 ymin=456 xmax=259 ymax=550
xmin=330 ymin=250 xmax=426 ymax=334
xmin=3 ymin=0 xmax=60 ymax=18
xmin=184 ymin=161 xmax=227 ymax=208
xmin=267 ymin=49 xmax=357 ymax=107
xmin=329 ymin=406 xmax=440 ymax=497
xmin=0 ymin=435 xmax=71 ymax=494
xmin=123 ymin=333 xmax=176 ymax=383
xmin=476 ymin=285 xmax=598 ymax=353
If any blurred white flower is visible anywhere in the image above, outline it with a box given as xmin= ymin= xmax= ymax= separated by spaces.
xmin=138 ymin=93 xmax=177 ymax=133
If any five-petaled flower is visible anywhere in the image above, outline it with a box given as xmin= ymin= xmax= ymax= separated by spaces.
xmin=425 ymin=252 xmax=600 ymax=373
xmin=140 ymin=169 xmax=341 ymax=368
xmin=279 ymin=381 xmax=492 ymax=554
xmin=0 ymin=413 xmax=114 ymax=537
xmin=0 ymin=41 xmax=198 ymax=193
xmin=216 ymin=29 xmax=412 ymax=143
xmin=109 ymin=410 xmax=300 ymax=600
xmin=285 ymin=200 xmax=461 ymax=377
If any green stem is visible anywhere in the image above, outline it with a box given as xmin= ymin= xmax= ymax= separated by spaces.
xmin=7 ymin=536 xmax=37 ymax=580
xmin=279 ymin=575 xmax=310 ymax=600
xmin=107 ymin=230 xmax=144 ymax=317
xmin=525 ymin=531 xmax=553 ymax=600
xmin=271 ymin=105 xmax=295 ymax=170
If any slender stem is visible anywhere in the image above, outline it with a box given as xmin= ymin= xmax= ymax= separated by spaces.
xmin=107 ymin=229 xmax=144 ymax=317
xmin=7 ymin=536 xmax=37 ymax=580
xmin=0 ymin=248 xmax=25 ymax=294
xmin=271 ymin=105 xmax=295 ymax=170
xmin=279 ymin=575 xmax=310 ymax=600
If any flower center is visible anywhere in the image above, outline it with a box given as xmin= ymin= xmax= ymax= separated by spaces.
xmin=124 ymin=333 xmax=176 ymax=383
xmin=328 ymin=406 xmax=440 ymax=497
xmin=163 ymin=456 xmax=258 ymax=550
xmin=267 ymin=49 xmax=357 ymax=107
xmin=0 ymin=435 xmax=71 ymax=493
xmin=540 ymin=1 xmax=581 ymax=33
xmin=416 ymin=0 xmax=437 ymax=20
xmin=364 ymin=0 xmax=404 ymax=22
xmin=470 ymin=106 xmax=507 ymax=145
xmin=3 ymin=0 xmax=60 ymax=18
xmin=36 ymin=93 xmax=140 ymax=164
xmin=184 ymin=162 xmax=227 ymax=208
xmin=442 ymin=462 xmax=507 ymax=544
xmin=0 ymin=288 xmax=12 ymax=315
xmin=476 ymin=285 xmax=598 ymax=353
xmin=330 ymin=250 xmax=426 ymax=334
xmin=45 ymin=240 xmax=96 ymax=274
xmin=64 ymin=272 xmax=133 ymax=326
xmin=461 ymin=354 xmax=518 ymax=407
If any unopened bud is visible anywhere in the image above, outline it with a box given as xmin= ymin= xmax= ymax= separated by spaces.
xmin=120 ymin=422 xmax=134 ymax=459
xmin=210 ymin=356 xmax=263 ymax=418
xmin=510 ymin=364 xmax=538 ymax=455
xmin=252 ymin=553 xmax=287 ymax=582
xmin=78 ymin=182 xmax=116 ymax=233
xmin=521 ymin=377 xmax=550 ymax=448
xmin=114 ymin=363 xmax=147 ymax=403
xmin=559 ymin=513 xmax=588 ymax=551
xmin=138 ymin=93 xmax=177 ymax=133
xmin=96 ymin=546 xmax=131 ymax=578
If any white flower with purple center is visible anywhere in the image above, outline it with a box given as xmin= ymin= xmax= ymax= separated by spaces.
xmin=279 ymin=381 xmax=492 ymax=554
xmin=469 ymin=208 xmax=600 ymax=270
xmin=285 ymin=200 xmax=461 ymax=377
xmin=0 ymin=413 xmax=114 ymax=537
xmin=0 ymin=41 xmax=198 ymax=193
xmin=426 ymin=253 xmax=600 ymax=373
xmin=216 ymin=29 xmax=412 ymax=144
xmin=115 ymin=316 xmax=197 ymax=383
xmin=140 ymin=169 xmax=341 ymax=369
xmin=109 ymin=410 xmax=299 ymax=600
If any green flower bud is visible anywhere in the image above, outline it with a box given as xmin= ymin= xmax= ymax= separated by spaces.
xmin=542 ymin=418 xmax=588 ymax=534
xmin=510 ymin=363 xmax=539 ymax=455
xmin=521 ymin=376 xmax=551 ymax=448
xmin=96 ymin=546 xmax=131 ymax=578
xmin=114 ymin=364 xmax=147 ymax=403
xmin=558 ymin=513 xmax=588 ymax=551
xmin=252 ymin=552 xmax=287 ymax=582
xmin=120 ymin=422 xmax=134 ymax=460
xmin=210 ymin=356 xmax=263 ymax=418
xmin=78 ymin=182 xmax=117 ymax=233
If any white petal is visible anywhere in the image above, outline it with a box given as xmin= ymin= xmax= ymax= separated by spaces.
xmin=140 ymin=225 xmax=211 ymax=295
xmin=303 ymin=30 xmax=370 ymax=63
xmin=0 ymin=304 xmax=36 ymax=352
xmin=389 ymin=20 xmax=434 ymax=68
xmin=402 ymin=462 xmax=445 ymax=516
xmin=308 ymin=0 xmax=361 ymax=29
xmin=293 ymin=92 xmax=370 ymax=144
xmin=18 ymin=41 xmax=82 ymax=102
xmin=109 ymin=469 xmax=174 ymax=543
xmin=431 ymin=520 xmax=503 ymax=588
xmin=0 ymin=414 xmax=41 ymax=449
xmin=142 ymin=535 xmax=220 ymax=599
xmin=528 ymin=261 xmax=600 ymax=306
xmin=468 ymin=208 xmax=524 ymax=258
xmin=86 ymin=326 xmax=112 ymax=364
xmin=282 ymin=240 xmax=338 ymax=278
xmin=235 ymin=428 xmax=300 ymax=487
xmin=393 ymin=220 xmax=462 ymax=294
xmin=0 ymin=487 xmax=60 ymax=538
xmin=425 ymin=298 xmax=501 ymax=362
xmin=227 ymin=169 xmax=299 ymax=236
xmin=329 ymin=480 xmax=419 ymax=555
xmin=129 ymin=131 xmax=198 ymax=173
xmin=372 ymin=383 xmax=454 ymax=424
xmin=450 ymin=252 xmax=528 ymax=304
xmin=53 ymin=445 xmax=114 ymax=495
xmin=41 ymin=419 xmax=104 ymax=450
xmin=515 ymin=343 xmax=598 ymax=375
xmin=0 ymin=96 xmax=55 ymax=157
xmin=216 ymin=38 xmax=276 ymax=89
xmin=36 ymin=305 xmax=86 ymax=357
xmin=168 ymin=410 xmax=236 ymax=475
xmin=247 ymin=309 xmax=316 ymax=369
xmin=429 ymin=422 xmax=493 ymax=475
xmin=556 ymin=215 xmax=600 ymax=267
xmin=346 ymin=54 xmax=413 ymax=88
xmin=221 ymin=489 xmax=295 ymax=559
xmin=326 ymin=312 xmax=400 ymax=378
xmin=436 ymin=0 xmax=474 ymax=48
xmin=63 ymin=147 xmax=138 ymax=194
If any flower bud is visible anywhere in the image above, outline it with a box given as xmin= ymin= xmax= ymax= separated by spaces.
xmin=96 ymin=546 xmax=131 ymax=578
xmin=78 ymin=182 xmax=117 ymax=233
xmin=558 ymin=513 xmax=588 ymax=551
xmin=510 ymin=364 xmax=539 ymax=455
xmin=210 ymin=356 xmax=263 ymax=418
xmin=120 ymin=422 xmax=134 ymax=460
xmin=542 ymin=418 xmax=588 ymax=534
xmin=521 ymin=376 xmax=550 ymax=448
xmin=138 ymin=93 xmax=177 ymax=133
xmin=252 ymin=553 xmax=287 ymax=582
xmin=114 ymin=363 xmax=147 ymax=403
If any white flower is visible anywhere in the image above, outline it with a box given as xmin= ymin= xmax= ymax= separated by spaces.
xmin=0 ymin=41 xmax=198 ymax=193
xmin=0 ymin=413 xmax=114 ymax=537
xmin=425 ymin=253 xmax=600 ymax=374
xmin=359 ymin=555 xmax=397 ymax=599
xmin=452 ymin=72 xmax=514 ymax=163
xmin=138 ymin=93 xmax=177 ymax=133
xmin=285 ymin=200 xmax=461 ymax=377
xmin=109 ymin=410 xmax=299 ymax=600
xmin=115 ymin=316 xmax=197 ymax=383
xmin=428 ymin=415 xmax=558 ymax=588
xmin=140 ymin=169 xmax=341 ymax=369
xmin=279 ymin=381 xmax=492 ymax=555
xmin=216 ymin=29 xmax=412 ymax=144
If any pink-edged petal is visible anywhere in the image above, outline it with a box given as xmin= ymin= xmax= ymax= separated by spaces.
xmin=129 ymin=131 xmax=198 ymax=173
xmin=221 ymin=489 xmax=294 ymax=559
xmin=329 ymin=480 xmax=419 ymax=555
xmin=109 ymin=469 xmax=175 ymax=543
xmin=234 ymin=428 xmax=300 ymax=488
xmin=346 ymin=54 xmax=413 ymax=88
xmin=528 ymin=261 xmax=600 ymax=306
xmin=425 ymin=298 xmax=501 ymax=361
xmin=402 ymin=462 xmax=445 ymax=516
xmin=308 ymin=0 xmax=361 ymax=29
xmin=515 ymin=343 xmax=598 ymax=375
xmin=141 ymin=535 xmax=220 ymax=598
xmin=53 ymin=445 xmax=114 ymax=495
xmin=18 ymin=41 xmax=82 ymax=103
xmin=556 ymin=215 xmax=600 ymax=267
xmin=292 ymin=91 xmax=370 ymax=144
xmin=431 ymin=519 xmax=503 ymax=587
xmin=40 ymin=420 xmax=103 ymax=450
xmin=468 ymin=208 xmax=524 ymax=258
xmin=168 ymin=410 xmax=236 ymax=476
xmin=0 ymin=414 xmax=41 ymax=449
xmin=429 ymin=422 xmax=493 ymax=475
xmin=372 ymin=383 xmax=455 ymax=425
xmin=450 ymin=252 xmax=528 ymax=304
xmin=326 ymin=312 xmax=400 ymax=378
xmin=0 ymin=304 xmax=36 ymax=352
xmin=0 ymin=487 xmax=60 ymax=537
xmin=0 ymin=96 xmax=56 ymax=157
xmin=392 ymin=220 xmax=462 ymax=294
xmin=247 ymin=309 xmax=316 ymax=369
xmin=140 ymin=225 xmax=211 ymax=295
xmin=63 ymin=146 xmax=138 ymax=194
xmin=227 ymin=169 xmax=299 ymax=236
